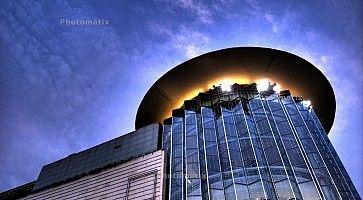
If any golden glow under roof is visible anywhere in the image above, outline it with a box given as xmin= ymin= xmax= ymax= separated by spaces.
xmin=161 ymin=77 xmax=298 ymax=121
xmin=147 ymin=75 xmax=301 ymax=130
xmin=176 ymin=77 xmax=291 ymax=108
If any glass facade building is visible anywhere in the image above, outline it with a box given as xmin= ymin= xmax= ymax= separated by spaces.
xmin=162 ymin=83 xmax=360 ymax=200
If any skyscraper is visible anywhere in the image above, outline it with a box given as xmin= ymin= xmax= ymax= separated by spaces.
xmin=0 ymin=47 xmax=360 ymax=200
xmin=161 ymin=83 xmax=360 ymax=199
xmin=137 ymin=47 xmax=360 ymax=200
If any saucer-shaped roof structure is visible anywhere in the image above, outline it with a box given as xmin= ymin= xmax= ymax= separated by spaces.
xmin=136 ymin=47 xmax=335 ymax=133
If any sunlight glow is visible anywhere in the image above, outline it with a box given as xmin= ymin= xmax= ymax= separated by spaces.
xmin=207 ymin=76 xmax=250 ymax=89
xmin=303 ymin=100 xmax=312 ymax=107
xmin=220 ymin=79 xmax=233 ymax=91
xmin=256 ymin=79 xmax=270 ymax=92
xmin=274 ymin=83 xmax=282 ymax=93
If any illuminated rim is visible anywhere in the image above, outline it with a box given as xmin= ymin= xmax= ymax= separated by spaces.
xmin=135 ymin=47 xmax=335 ymax=133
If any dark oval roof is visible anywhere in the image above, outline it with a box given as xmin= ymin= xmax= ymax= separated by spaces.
xmin=136 ymin=47 xmax=335 ymax=133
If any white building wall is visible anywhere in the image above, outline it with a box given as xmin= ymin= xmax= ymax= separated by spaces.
xmin=20 ymin=150 xmax=165 ymax=200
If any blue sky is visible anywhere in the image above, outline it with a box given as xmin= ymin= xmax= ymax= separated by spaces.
xmin=0 ymin=0 xmax=362 ymax=195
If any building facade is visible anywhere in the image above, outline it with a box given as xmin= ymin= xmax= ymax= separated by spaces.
xmin=19 ymin=150 xmax=166 ymax=200
xmin=162 ymin=83 xmax=360 ymax=200
xmin=0 ymin=123 xmax=167 ymax=200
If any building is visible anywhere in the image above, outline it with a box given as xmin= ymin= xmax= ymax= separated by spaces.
xmin=161 ymin=83 xmax=360 ymax=200
xmin=0 ymin=123 xmax=166 ymax=200
xmin=0 ymin=47 xmax=360 ymax=199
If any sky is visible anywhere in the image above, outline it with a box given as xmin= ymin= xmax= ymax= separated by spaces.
xmin=0 ymin=0 xmax=362 ymax=196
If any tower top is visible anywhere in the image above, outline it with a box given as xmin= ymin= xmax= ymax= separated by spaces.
xmin=136 ymin=47 xmax=335 ymax=133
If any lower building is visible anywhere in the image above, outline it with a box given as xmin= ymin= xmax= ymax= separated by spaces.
xmin=0 ymin=124 xmax=167 ymax=200
xmin=20 ymin=150 xmax=165 ymax=200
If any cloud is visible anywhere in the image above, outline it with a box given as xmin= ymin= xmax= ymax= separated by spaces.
xmin=264 ymin=13 xmax=279 ymax=33
xmin=176 ymin=0 xmax=213 ymax=24
xmin=166 ymin=0 xmax=240 ymax=25
xmin=185 ymin=44 xmax=202 ymax=58
xmin=0 ymin=0 xmax=140 ymax=191
xmin=171 ymin=26 xmax=210 ymax=58
xmin=147 ymin=21 xmax=210 ymax=58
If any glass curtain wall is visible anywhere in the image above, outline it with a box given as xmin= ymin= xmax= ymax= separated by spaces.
xmin=162 ymin=88 xmax=360 ymax=200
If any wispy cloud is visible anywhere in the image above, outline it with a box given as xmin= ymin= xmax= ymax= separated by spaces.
xmin=264 ymin=13 xmax=279 ymax=33
xmin=0 ymin=0 xmax=137 ymax=190
xmin=147 ymin=21 xmax=210 ymax=58
xmin=176 ymin=0 xmax=213 ymax=24
xmin=171 ymin=26 xmax=210 ymax=58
